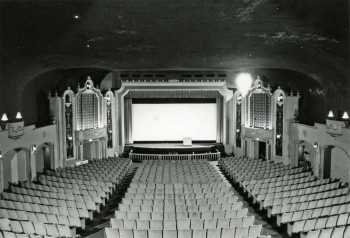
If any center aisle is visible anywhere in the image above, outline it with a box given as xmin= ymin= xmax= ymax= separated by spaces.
xmin=103 ymin=160 xmax=269 ymax=238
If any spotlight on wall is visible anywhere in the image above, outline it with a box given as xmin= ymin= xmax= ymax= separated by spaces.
xmin=313 ymin=142 xmax=318 ymax=149
xmin=16 ymin=112 xmax=23 ymax=120
xmin=342 ymin=111 xmax=349 ymax=120
xmin=327 ymin=110 xmax=334 ymax=118
xmin=235 ymin=73 xmax=253 ymax=97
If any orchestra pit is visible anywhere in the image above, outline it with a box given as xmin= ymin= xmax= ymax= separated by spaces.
xmin=0 ymin=1 xmax=349 ymax=238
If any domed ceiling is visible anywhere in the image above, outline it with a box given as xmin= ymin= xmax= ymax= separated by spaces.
xmin=0 ymin=0 xmax=348 ymax=117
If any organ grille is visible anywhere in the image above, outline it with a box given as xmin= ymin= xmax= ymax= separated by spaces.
xmin=77 ymin=93 xmax=99 ymax=130
xmin=249 ymin=93 xmax=271 ymax=129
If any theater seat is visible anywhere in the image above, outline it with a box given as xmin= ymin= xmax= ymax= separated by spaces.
xmin=343 ymin=226 xmax=350 ymax=238
xmin=192 ymin=229 xmax=206 ymax=238
xmin=0 ymin=219 xmax=11 ymax=231
xmin=235 ymin=226 xmax=249 ymax=238
xmin=3 ymin=232 xmax=16 ymax=238
xmin=119 ymin=229 xmax=133 ymax=238
xmin=105 ymin=228 xmax=120 ymax=238
xmin=306 ymin=230 xmax=320 ymax=238
xmin=319 ymin=228 xmax=332 ymax=238
xmin=45 ymin=224 xmax=59 ymax=237
xmin=20 ymin=221 xmax=35 ymax=235
xmin=137 ymin=220 xmax=149 ymax=230
xmin=150 ymin=220 xmax=163 ymax=230
xmin=57 ymin=225 xmax=72 ymax=237
xmin=207 ymin=229 xmax=221 ymax=238
xmin=204 ymin=219 xmax=217 ymax=229
xmin=163 ymin=230 xmax=176 ymax=238
xmin=148 ymin=230 xmax=162 ymax=238
xmin=331 ymin=226 xmax=345 ymax=238
xmin=177 ymin=229 xmax=191 ymax=238
xmin=111 ymin=219 xmax=123 ymax=229
xmin=249 ymin=225 xmax=262 ymax=238
xmin=10 ymin=221 xmax=23 ymax=233
xmin=177 ymin=219 xmax=190 ymax=230
xmin=133 ymin=230 xmax=147 ymax=238
xmin=221 ymin=228 xmax=235 ymax=238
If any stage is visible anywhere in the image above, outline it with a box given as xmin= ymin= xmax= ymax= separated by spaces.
xmin=124 ymin=143 xmax=224 ymax=155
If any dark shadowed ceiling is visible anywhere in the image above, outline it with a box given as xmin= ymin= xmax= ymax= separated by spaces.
xmin=0 ymin=0 xmax=349 ymax=120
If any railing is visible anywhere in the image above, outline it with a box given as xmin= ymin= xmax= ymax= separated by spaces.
xmin=129 ymin=151 xmax=221 ymax=161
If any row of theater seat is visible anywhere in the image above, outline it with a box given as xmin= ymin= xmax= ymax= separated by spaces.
xmin=132 ymin=161 xmax=224 ymax=184
xmin=105 ymin=227 xmax=270 ymax=238
xmin=219 ymin=157 xmax=350 ymax=238
xmin=0 ymin=158 xmax=132 ymax=238
xmin=0 ymin=218 xmax=72 ymax=237
xmin=103 ymin=160 xmax=268 ymax=238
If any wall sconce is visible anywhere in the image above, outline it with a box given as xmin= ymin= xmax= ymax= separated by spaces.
xmin=342 ymin=111 xmax=349 ymax=120
xmin=313 ymin=142 xmax=318 ymax=149
xmin=1 ymin=113 xmax=8 ymax=130
xmin=16 ymin=112 xmax=23 ymax=120
xmin=327 ymin=110 xmax=334 ymax=118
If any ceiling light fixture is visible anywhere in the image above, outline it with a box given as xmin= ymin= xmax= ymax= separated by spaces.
xmin=73 ymin=14 xmax=80 ymax=20
xmin=235 ymin=73 xmax=253 ymax=97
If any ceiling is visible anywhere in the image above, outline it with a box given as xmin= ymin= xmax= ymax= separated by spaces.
xmin=0 ymin=0 xmax=349 ymax=115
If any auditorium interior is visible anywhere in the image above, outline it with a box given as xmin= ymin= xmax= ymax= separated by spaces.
xmin=0 ymin=0 xmax=349 ymax=238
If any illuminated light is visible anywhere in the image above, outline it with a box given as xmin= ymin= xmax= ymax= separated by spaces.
xmin=342 ymin=111 xmax=349 ymax=120
xmin=32 ymin=145 xmax=37 ymax=152
xmin=1 ymin=113 xmax=8 ymax=122
xmin=89 ymin=139 xmax=93 ymax=142
xmin=277 ymin=95 xmax=283 ymax=102
xmin=236 ymin=129 xmax=240 ymax=133
xmin=67 ymin=136 xmax=73 ymax=141
xmin=73 ymin=14 xmax=80 ymax=20
xmin=256 ymin=138 xmax=260 ymax=141
xmin=86 ymin=43 xmax=91 ymax=48
xmin=327 ymin=110 xmax=334 ymax=118
xmin=313 ymin=142 xmax=318 ymax=149
xmin=276 ymin=134 xmax=281 ymax=139
xmin=16 ymin=112 xmax=23 ymax=120
xmin=0 ymin=151 xmax=2 ymax=158
xmin=235 ymin=73 xmax=253 ymax=97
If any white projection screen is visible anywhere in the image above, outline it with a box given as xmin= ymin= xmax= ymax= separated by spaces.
xmin=132 ymin=103 xmax=217 ymax=141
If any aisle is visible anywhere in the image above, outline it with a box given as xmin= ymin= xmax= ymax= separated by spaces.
xmin=211 ymin=161 xmax=286 ymax=238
